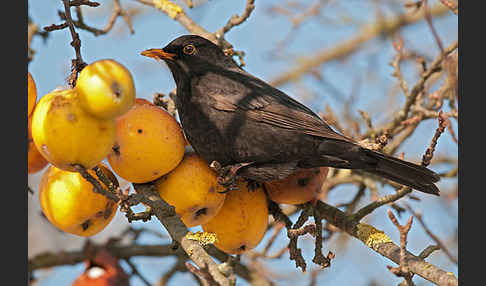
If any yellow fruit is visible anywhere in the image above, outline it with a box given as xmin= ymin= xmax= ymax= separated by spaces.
xmin=39 ymin=164 xmax=118 ymax=236
xmin=28 ymin=116 xmax=49 ymax=174
xmin=28 ymin=72 xmax=37 ymax=117
xmin=265 ymin=167 xmax=329 ymax=205
xmin=76 ymin=59 xmax=136 ymax=119
xmin=31 ymin=88 xmax=116 ymax=172
xmin=154 ymin=153 xmax=227 ymax=227
xmin=107 ymin=103 xmax=185 ymax=183
xmin=202 ymin=180 xmax=269 ymax=254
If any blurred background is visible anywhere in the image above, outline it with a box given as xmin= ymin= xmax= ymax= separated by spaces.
xmin=28 ymin=0 xmax=458 ymax=285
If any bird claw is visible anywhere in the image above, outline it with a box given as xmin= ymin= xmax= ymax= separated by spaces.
xmin=217 ymin=183 xmax=239 ymax=194
xmin=210 ymin=161 xmax=254 ymax=193
xmin=216 ymin=165 xmax=239 ymax=193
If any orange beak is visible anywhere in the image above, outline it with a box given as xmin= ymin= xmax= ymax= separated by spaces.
xmin=141 ymin=48 xmax=176 ymax=61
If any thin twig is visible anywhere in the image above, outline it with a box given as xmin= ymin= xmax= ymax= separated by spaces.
xmin=69 ymin=0 xmax=100 ymax=7
xmin=379 ymin=41 xmax=458 ymax=138
xmin=73 ymin=164 xmax=119 ymax=202
xmin=312 ymin=206 xmax=333 ymax=268
xmin=405 ymin=204 xmax=458 ymax=264
xmin=71 ymin=0 xmax=134 ymax=36
xmin=386 ymin=210 xmax=415 ymax=286
xmin=422 ymin=110 xmax=448 ymax=167
xmin=422 ymin=0 xmax=445 ymax=54
xmin=287 ymin=205 xmax=313 ymax=272
xmin=267 ymin=200 xmax=293 ymax=229
xmin=419 ymin=245 xmax=441 ymax=259
xmin=391 ymin=35 xmax=410 ymax=97
xmin=216 ymin=0 xmax=256 ymax=38
xmin=61 ymin=0 xmax=87 ymax=87
xmin=350 ymin=186 xmax=412 ymax=222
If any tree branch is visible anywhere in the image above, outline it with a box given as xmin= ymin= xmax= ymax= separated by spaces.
xmin=313 ymin=200 xmax=458 ymax=286
xmin=132 ymin=183 xmax=232 ymax=286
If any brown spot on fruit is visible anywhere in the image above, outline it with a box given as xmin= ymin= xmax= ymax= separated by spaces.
xmin=112 ymin=143 xmax=121 ymax=156
xmin=209 ymin=186 xmax=214 ymax=193
xmin=81 ymin=220 xmax=91 ymax=231
xmin=50 ymin=95 xmax=70 ymax=109
xmin=297 ymin=177 xmax=310 ymax=187
xmin=238 ymin=245 xmax=246 ymax=252
xmin=111 ymin=82 xmax=122 ymax=99
xmin=137 ymin=129 xmax=143 ymax=134
xmin=194 ymin=208 xmax=208 ymax=219
xmin=66 ymin=113 xmax=77 ymax=122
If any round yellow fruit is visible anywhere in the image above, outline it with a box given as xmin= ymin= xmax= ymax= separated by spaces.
xmin=154 ymin=152 xmax=227 ymax=227
xmin=107 ymin=103 xmax=185 ymax=183
xmin=28 ymin=116 xmax=49 ymax=174
xmin=39 ymin=164 xmax=118 ymax=236
xmin=76 ymin=59 xmax=136 ymax=119
xmin=28 ymin=72 xmax=37 ymax=117
xmin=265 ymin=167 xmax=329 ymax=205
xmin=202 ymin=180 xmax=269 ymax=254
xmin=31 ymin=88 xmax=116 ymax=172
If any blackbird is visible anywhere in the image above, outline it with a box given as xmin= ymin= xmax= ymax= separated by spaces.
xmin=141 ymin=35 xmax=440 ymax=195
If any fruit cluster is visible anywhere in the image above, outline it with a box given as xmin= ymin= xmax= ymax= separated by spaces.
xmin=28 ymin=60 xmax=329 ymax=253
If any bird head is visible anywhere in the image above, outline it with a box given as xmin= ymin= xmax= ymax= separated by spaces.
xmin=141 ymin=35 xmax=236 ymax=81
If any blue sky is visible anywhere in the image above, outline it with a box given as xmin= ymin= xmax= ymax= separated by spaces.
xmin=28 ymin=1 xmax=458 ymax=285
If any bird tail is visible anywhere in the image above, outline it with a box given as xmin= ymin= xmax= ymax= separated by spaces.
xmin=361 ymin=149 xmax=440 ymax=195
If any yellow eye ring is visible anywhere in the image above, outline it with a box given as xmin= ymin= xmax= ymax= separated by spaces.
xmin=183 ymin=44 xmax=196 ymax=55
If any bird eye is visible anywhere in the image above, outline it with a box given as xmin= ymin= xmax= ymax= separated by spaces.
xmin=183 ymin=44 xmax=196 ymax=55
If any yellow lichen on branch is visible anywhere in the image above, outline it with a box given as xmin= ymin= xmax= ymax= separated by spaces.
xmin=153 ymin=0 xmax=184 ymax=19
xmin=356 ymin=223 xmax=393 ymax=250
xmin=185 ymin=231 xmax=218 ymax=246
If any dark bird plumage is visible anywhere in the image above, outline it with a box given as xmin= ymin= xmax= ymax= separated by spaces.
xmin=141 ymin=35 xmax=440 ymax=195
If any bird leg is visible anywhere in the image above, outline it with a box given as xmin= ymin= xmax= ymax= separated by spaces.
xmin=209 ymin=161 xmax=254 ymax=193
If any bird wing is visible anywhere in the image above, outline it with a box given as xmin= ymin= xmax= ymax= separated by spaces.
xmin=205 ymin=69 xmax=353 ymax=143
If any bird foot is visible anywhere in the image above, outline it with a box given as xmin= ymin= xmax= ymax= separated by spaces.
xmin=209 ymin=161 xmax=253 ymax=193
